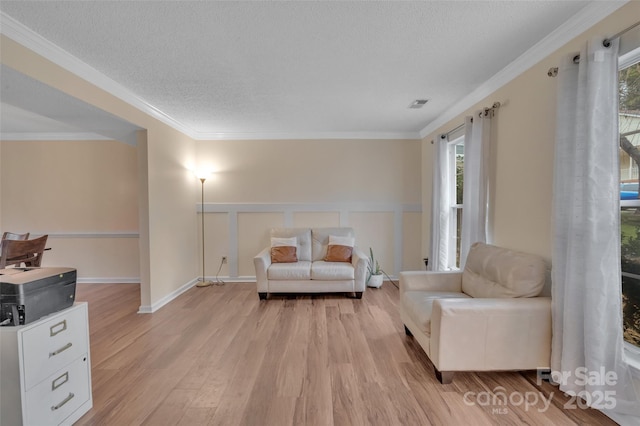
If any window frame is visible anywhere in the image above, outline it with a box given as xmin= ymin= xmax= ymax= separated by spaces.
xmin=619 ymin=44 xmax=640 ymax=373
xmin=446 ymin=135 xmax=464 ymax=270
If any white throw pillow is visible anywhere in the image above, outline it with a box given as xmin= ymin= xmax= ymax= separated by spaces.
xmin=328 ymin=235 xmax=355 ymax=247
xmin=271 ymin=237 xmax=297 ymax=247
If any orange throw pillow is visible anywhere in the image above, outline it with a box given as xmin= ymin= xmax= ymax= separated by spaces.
xmin=271 ymin=246 xmax=298 ymax=263
xmin=324 ymin=245 xmax=353 ymax=262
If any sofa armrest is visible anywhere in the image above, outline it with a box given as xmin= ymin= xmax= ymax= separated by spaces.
xmin=352 ymin=247 xmax=367 ymax=292
xmin=254 ymin=247 xmax=272 ymax=293
xmin=430 ymin=297 xmax=551 ymax=372
xmin=399 ymin=271 xmax=462 ymax=295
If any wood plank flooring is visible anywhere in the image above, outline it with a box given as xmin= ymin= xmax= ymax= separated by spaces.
xmin=74 ymin=282 xmax=615 ymax=425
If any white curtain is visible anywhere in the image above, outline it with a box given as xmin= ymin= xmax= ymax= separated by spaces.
xmin=460 ymin=113 xmax=492 ymax=268
xmin=552 ymin=37 xmax=640 ymax=419
xmin=429 ymin=135 xmax=450 ymax=271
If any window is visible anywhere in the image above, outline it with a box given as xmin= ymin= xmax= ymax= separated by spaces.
xmin=447 ymin=136 xmax=464 ymax=269
xmin=619 ymin=51 xmax=640 ymax=352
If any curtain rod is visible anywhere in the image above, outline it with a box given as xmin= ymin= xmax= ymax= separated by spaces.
xmin=604 ymin=20 xmax=640 ymax=47
xmin=431 ymin=102 xmax=501 ymax=144
xmin=442 ymin=123 xmax=465 ymax=140
xmin=548 ymin=19 xmax=640 ymax=77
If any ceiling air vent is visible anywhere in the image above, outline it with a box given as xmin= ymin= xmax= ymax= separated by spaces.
xmin=409 ymin=99 xmax=429 ymax=109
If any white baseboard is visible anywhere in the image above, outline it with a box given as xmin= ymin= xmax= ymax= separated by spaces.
xmin=77 ymin=277 xmax=140 ymax=284
xmin=137 ymin=276 xmax=256 ymax=313
xmin=138 ymin=277 xmax=199 ymax=314
xmin=220 ymin=276 xmax=257 ymax=283
xmin=134 ymin=273 xmax=398 ymax=314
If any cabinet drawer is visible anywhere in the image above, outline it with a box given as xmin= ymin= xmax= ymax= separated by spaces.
xmin=24 ymin=355 xmax=91 ymax=426
xmin=20 ymin=305 xmax=88 ymax=391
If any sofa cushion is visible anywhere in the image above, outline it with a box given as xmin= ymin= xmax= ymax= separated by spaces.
xmin=311 ymin=261 xmax=355 ymax=280
xmin=268 ymin=261 xmax=312 ymax=280
xmin=271 ymin=228 xmax=312 ymax=261
xmin=312 ymin=227 xmax=355 ymax=261
xmin=462 ymin=242 xmax=546 ymax=298
xmin=402 ymin=291 xmax=471 ymax=335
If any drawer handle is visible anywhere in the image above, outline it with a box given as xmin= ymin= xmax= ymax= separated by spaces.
xmin=50 ymin=320 xmax=67 ymax=337
xmin=51 ymin=393 xmax=74 ymax=411
xmin=52 ymin=372 xmax=69 ymax=391
xmin=49 ymin=342 xmax=72 ymax=357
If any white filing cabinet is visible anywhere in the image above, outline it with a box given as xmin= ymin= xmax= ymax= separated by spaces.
xmin=0 ymin=302 xmax=93 ymax=425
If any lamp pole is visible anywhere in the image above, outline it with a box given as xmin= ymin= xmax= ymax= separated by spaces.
xmin=196 ymin=176 xmax=213 ymax=287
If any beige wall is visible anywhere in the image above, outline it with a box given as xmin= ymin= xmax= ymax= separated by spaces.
xmin=422 ymin=2 xmax=640 ymax=263
xmin=143 ymin=127 xmax=198 ymax=308
xmin=197 ymin=139 xmax=420 ymax=203
xmin=1 ymin=126 xmax=421 ymax=311
xmin=0 ymin=139 xmax=139 ymax=281
xmin=196 ymin=138 xmax=424 ymax=279
xmin=1 ymin=140 xmax=138 ymax=231
xmin=0 ymin=141 xmax=3 ymax=230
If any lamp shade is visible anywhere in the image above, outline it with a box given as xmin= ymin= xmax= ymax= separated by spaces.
xmin=195 ymin=169 xmax=212 ymax=180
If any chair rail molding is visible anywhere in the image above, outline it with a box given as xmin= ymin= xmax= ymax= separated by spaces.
xmin=197 ymin=202 xmax=422 ymax=278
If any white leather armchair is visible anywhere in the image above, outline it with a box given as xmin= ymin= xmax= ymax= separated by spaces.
xmin=400 ymin=242 xmax=551 ymax=384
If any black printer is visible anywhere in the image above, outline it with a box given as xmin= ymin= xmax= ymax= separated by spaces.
xmin=0 ymin=267 xmax=77 ymax=326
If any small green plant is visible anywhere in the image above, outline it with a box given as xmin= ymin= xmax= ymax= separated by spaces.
xmin=367 ymin=247 xmax=382 ymax=283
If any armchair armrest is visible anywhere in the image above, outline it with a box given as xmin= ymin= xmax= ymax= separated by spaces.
xmin=254 ymin=247 xmax=272 ymax=293
xmin=430 ymin=297 xmax=551 ymax=371
xmin=352 ymin=247 xmax=367 ymax=292
xmin=399 ymin=271 xmax=462 ymax=295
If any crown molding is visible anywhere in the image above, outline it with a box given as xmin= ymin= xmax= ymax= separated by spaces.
xmin=44 ymin=232 xmax=139 ymax=238
xmin=199 ymin=202 xmax=422 ymax=213
xmin=0 ymin=130 xmax=138 ymax=145
xmin=192 ymin=130 xmax=421 ymax=141
xmin=1 ymin=132 xmax=112 ymax=141
xmin=419 ymin=1 xmax=629 ymax=139
xmin=0 ymin=12 xmax=197 ymax=138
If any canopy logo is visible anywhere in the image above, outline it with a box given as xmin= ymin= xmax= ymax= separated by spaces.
xmin=462 ymin=386 xmax=553 ymax=414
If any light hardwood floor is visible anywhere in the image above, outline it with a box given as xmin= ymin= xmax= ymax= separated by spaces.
xmin=74 ymin=282 xmax=615 ymax=425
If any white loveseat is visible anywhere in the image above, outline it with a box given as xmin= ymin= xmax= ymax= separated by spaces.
xmin=400 ymin=242 xmax=551 ymax=384
xmin=254 ymin=227 xmax=367 ymax=300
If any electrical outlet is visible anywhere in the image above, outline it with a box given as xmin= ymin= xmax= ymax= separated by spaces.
xmin=222 ymin=256 xmax=227 ymax=264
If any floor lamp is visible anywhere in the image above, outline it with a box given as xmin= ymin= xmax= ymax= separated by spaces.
xmin=196 ymin=174 xmax=214 ymax=287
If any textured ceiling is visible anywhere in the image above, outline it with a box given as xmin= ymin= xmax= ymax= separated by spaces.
xmin=0 ymin=1 xmax=594 ymax=139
